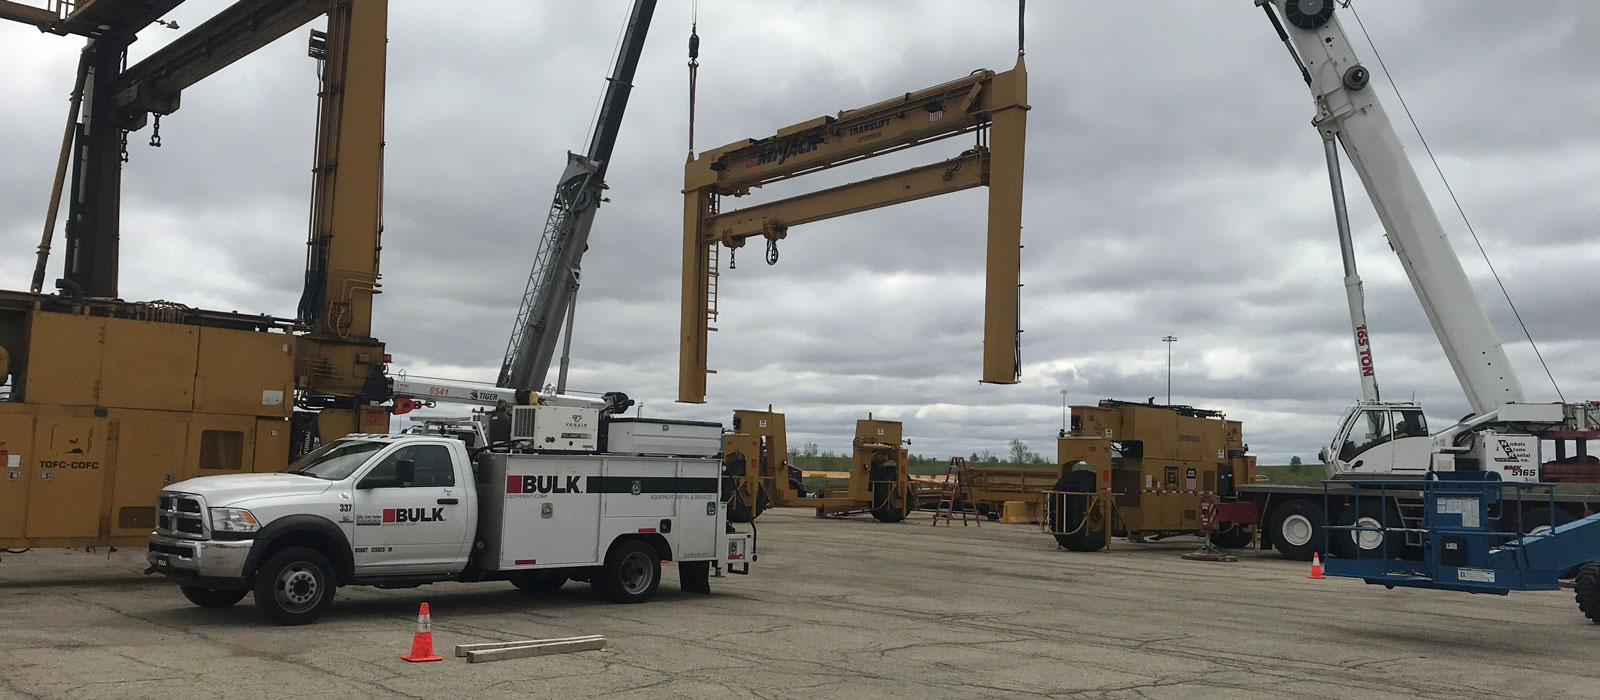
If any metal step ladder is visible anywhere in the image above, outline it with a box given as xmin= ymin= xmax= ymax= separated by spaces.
xmin=933 ymin=458 xmax=981 ymax=527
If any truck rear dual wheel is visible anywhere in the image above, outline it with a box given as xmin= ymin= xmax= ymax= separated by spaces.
xmin=253 ymin=546 xmax=337 ymax=625
xmin=592 ymin=539 xmax=661 ymax=604
xmin=180 ymin=585 xmax=250 ymax=609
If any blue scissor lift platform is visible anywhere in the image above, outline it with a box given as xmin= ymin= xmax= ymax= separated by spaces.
xmin=1322 ymin=473 xmax=1600 ymax=623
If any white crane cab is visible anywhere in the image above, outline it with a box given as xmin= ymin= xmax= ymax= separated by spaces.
xmin=1323 ymin=402 xmax=1432 ymax=478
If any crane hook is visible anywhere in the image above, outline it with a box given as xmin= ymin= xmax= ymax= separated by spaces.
xmin=765 ymin=238 xmax=779 ymax=266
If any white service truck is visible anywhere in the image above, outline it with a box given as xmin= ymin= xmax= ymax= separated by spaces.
xmin=145 ymin=397 xmax=752 ymax=625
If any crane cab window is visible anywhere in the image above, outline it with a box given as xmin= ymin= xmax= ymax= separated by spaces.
xmin=1392 ymin=410 xmax=1427 ymax=439
xmin=359 ymin=445 xmax=456 ymax=489
xmin=1340 ymin=409 xmax=1392 ymax=462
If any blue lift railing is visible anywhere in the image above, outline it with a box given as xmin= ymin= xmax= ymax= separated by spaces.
xmin=1322 ymin=472 xmax=1600 ymax=595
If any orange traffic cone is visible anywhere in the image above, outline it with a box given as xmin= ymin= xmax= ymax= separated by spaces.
xmin=401 ymin=602 xmax=443 ymax=662
xmin=1307 ymin=553 xmax=1324 ymax=580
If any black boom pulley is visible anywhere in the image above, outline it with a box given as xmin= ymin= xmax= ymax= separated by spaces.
xmin=1284 ymin=0 xmax=1335 ymax=30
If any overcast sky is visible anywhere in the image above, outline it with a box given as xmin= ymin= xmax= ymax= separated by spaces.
xmin=2 ymin=1 xmax=1596 ymax=464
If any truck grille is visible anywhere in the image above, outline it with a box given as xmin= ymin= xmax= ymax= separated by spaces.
xmin=155 ymin=493 xmax=208 ymax=539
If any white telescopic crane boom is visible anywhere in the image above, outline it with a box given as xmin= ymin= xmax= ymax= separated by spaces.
xmin=1262 ymin=0 xmax=1525 ymax=416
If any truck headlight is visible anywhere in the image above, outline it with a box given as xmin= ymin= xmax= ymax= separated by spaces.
xmin=209 ymin=507 xmax=260 ymax=533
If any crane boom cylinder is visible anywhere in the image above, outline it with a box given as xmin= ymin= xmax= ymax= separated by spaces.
xmin=1323 ymin=137 xmax=1379 ymax=403
xmin=1269 ymin=0 xmax=1524 ymax=415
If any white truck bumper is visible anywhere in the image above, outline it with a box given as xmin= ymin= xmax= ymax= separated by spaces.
xmin=147 ymin=533 xmax=253 ymax=586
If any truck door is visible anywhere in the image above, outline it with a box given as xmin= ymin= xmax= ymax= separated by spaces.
xmin=351 ymin=443 xmax=468 ymax=574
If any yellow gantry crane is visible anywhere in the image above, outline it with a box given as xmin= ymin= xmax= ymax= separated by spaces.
xmin=678 ymin=55 xmax=1030 ymax=403
xmin=0 ymin=0 xmax=388 ymax=549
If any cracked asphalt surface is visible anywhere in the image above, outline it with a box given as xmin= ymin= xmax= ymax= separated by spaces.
xmin=2 ymin=508 xmax=1597 ymax=699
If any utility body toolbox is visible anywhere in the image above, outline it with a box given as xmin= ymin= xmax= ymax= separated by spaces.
xmin=603 ymin=418 xmax=722 ymax=457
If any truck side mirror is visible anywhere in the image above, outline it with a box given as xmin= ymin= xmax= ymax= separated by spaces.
xmin=395 ymin=459 xmax=416 ymax=488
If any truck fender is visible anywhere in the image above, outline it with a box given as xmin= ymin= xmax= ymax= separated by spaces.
xmin=244 ymin=515 xmax=356 ymax=585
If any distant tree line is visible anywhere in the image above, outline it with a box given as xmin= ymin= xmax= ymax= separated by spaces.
xmin=786 ymin=439 xmax=1051 ymax=466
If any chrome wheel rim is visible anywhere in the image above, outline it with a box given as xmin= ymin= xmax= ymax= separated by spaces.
xmin=619 ymin=551 xmax=653 ymax=595
xmin=1281 ymin=514 xmax=1314 ymax=547
xmin=1354 ymin=516 xmax=1384 ymax=551
xmin=276 ymin=563 xmax=320 ymax=611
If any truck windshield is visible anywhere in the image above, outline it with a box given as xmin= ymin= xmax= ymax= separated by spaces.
xmin=284 ymin=440 xmax=384 ymax=480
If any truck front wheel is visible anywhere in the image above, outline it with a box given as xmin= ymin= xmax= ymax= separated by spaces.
xmin=593 ymin=539 xmax=661 ymax=604
xmin=253 ymin=546 xmax=337 ymax=625
xmin=180 ymin=585 xmax=249 ymax=609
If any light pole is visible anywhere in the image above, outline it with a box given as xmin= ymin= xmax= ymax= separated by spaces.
xmin=1060 ymin=389 xmax=1069 ymax=433
xmin=1162 ymin=335 xmax=1178 ymax=405
xmin=636 ymin=402 xmax=644 ymax=418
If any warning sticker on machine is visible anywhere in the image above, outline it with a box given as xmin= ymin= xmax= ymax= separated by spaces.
xmin=1457 ymin=567 xmax=1496 ymax=584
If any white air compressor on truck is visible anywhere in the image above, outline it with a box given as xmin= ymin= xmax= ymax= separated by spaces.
xmin=146 ymin=390 xmax=752 ymax=625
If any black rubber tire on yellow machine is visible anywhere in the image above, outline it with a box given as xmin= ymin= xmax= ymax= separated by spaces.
xmin=1576 ymin=561 xmax=1600 ymax=625
xmin=1051 ymin=470 xmax=1105 ymax=552
xmin=1211 ymin=522 xmax=1255 ymax=549
xmin=180 ymin=585 xmax=249 ymax=609
xmin=726 ymin=489 xmax=769 ymax=523
xmin=869 ymin=482 xmax=912 ymax=523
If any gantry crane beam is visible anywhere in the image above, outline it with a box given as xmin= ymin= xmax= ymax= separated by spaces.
xmin=679 ymin=57 xmax=1027 ymax=403
xmin=0 ymin=0 xmax=185 ymax=37
xmin=702 ymin=150 xmax=987 ymax=244
xmin=108 ymin=0 xmax=332 ymax=129
xmin=695 ymin=69 xmax=999 ymax=194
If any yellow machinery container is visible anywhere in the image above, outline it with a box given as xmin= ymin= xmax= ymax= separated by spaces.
xmin=720 ymin=410 xmax=918 ymax=523
xmin=1046 ymin=400 xmax=1256 ymax=551
xmin=0 ymin=2 xmax=392 ymax=550
xmin=0 ymin=309 xmax=303 ymax=548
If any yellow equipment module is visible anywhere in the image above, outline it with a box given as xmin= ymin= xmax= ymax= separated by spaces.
xmin=0 ymin=2 xmax=392 ymax=549
xmin=1048 ymin=400 xmax=1256 ymax=552
xmin=720 ymin=410 xmax=918 ymax=523
xmin=0 ymin=308 xmax=295 ymax=548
